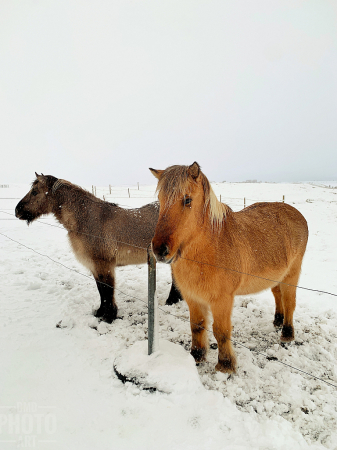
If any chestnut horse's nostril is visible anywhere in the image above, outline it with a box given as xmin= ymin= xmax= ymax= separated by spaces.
xmin=158 ymin=243 xmax=170 ymax=258
xmin=153 ymin=242 xmax=170 ymax=261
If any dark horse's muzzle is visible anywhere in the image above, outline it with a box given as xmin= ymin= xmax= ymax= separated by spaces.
xmin=15 ymin=200 xmax=34 ymax=222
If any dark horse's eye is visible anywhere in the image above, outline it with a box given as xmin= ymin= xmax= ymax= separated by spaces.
xmin=183 ymin=196 xmax=192 ymax=206
xmin=31 ymin=190 xmax=38 ymax=196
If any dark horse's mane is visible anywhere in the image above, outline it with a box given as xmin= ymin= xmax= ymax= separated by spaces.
xmin=34 ymin=176 xmax=120 ymax=207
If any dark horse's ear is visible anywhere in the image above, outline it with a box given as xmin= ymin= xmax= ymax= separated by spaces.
xmin=149 ymin=168 xmax=164 ymax=180
xmin=188 ymin=162 xmax=200 ymax=180
xmin=35 ymin=172 xmax=39 ymax=178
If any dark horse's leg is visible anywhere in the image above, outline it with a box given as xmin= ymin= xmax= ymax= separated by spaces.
xmin=93 ymin=270 xmax=118 ymax=324
xmin=165 ymin=270 xmax=183 ymax=305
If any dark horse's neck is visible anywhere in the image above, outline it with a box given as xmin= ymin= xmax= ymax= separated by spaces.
xmin=49 ymin=179 xmax=101 ymax=231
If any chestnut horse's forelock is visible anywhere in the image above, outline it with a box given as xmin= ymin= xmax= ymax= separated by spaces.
xmin=156 ymin=165 xmax=231 ymax=228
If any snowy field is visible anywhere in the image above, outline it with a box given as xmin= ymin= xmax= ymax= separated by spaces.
xmin=1 ymin=180 xmax=337 ymax=449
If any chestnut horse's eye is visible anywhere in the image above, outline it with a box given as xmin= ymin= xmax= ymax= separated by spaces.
xmin=183 ymin=196 xmax=192 ymax=206
xmin=31 ymin=190 xmax=38 ymax=196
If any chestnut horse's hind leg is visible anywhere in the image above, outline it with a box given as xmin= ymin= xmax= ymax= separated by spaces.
xmin=93 ymin=265 xmax=118 ymax=323
xmin=186 ymin=299 xmax=210 ymax=363
xmin=279 ymin=260 xmax=302 ymax=342
xmin=272 ymin=285 xmax=284 ymax=327
xmin=211 ymin=295 xmax=236 ymax=373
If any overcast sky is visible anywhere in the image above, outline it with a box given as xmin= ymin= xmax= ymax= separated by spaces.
xmin=1 ymin=0 xmax=336 ymax=185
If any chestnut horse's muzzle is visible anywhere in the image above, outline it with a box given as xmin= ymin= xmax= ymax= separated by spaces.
xmin=152 ymin=241 xmax=172 ymax=263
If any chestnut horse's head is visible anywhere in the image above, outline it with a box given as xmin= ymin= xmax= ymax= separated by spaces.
xmin=15 ymin=173 xmax=58 ymax=224
xmin=150 ymin=162 xmax=229 ymax=263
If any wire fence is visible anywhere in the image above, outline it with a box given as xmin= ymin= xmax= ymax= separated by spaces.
xmin=1 ymin=209 xmax=337 ymax=298
xmin=1 ymin=184 xmax=335 ymax=213
xmin=0 ymin=229 xmax=336 ymax=389
xmin=1 ymin=182 xmax=337 ymax=389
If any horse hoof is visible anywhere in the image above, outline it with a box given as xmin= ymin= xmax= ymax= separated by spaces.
xmin=165 ymin=296 xmax=182 ymax=306
xmin=101 ymin=309 xmax=118 ymax=324
xmin=101 ymin=316 xmax=114 ymax=324
xmin=93 ymin=307 xmax=105 ymax=318
xmin=191 ymin=347 xmax=207 ymax=363
xmin=215 ymin=359 xmax=236 ymax=374
xmin=94 ymin=306 xmax=118 ymax=323
xmin=165 ymin=283 xmax=183 ymax=305
xmin=280 ymin=325 xmax=294 ymax=342
xmin=273 ymin=313 xmax=284 ymax=327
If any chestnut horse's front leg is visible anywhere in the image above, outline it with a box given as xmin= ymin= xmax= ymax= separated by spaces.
xmin=210 ymin=295 xmax=236 ymax=373
xmin=185 ymin=298 xmax=210 ymax=363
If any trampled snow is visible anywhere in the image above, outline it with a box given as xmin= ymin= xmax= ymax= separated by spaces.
xmin=0 ymin=181 xmax=336 ymax=449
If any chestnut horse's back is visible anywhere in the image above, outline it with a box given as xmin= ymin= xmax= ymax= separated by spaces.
xmin=236 ymin=201 xmax=308 ymax=256
xmin=229 ymin=202 xmax=308 ymax=296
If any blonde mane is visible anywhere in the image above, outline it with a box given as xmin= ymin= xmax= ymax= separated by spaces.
xmin=157 ymin=165 xmax=231 ymax=228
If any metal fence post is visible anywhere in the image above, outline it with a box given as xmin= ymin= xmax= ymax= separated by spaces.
xmin=147 ymin=246 xmax=159 ymax=355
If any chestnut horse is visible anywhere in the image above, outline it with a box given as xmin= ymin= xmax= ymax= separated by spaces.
xmin=15 ymin=173 xmax=181 ymax=323
xmin=150 ymin=162 xmax=308 ymax=373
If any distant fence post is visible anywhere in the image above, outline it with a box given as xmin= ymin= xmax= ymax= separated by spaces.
xmin=244 ymin=197 xmax=246 ymax=208
xmin=137 ymin=182 xmax=139 ymax=190
xmin=283 ymin=195 xmax=285 ymax=203
xmin=109 ymin=185 xmax=111 ymax=194
xmin=128 ymin=188 xmax=130 ymax=198
xmin=147 ymin=246 xmax=158 ymax=355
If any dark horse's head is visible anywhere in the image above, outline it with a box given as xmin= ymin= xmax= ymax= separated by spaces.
xmin=15 ymin=173 xmax=58 ymax=224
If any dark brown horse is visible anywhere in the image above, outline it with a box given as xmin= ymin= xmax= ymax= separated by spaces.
xmin=150 ymin=162 xmax=308 ymax=373
xmin=15 ymin=173 xmax=181 ymax=322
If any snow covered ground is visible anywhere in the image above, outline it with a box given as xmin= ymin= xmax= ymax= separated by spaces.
xmin=1 ymin=181 xmax=337 ymax=449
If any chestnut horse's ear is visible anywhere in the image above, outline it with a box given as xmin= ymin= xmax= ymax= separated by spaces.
xmin=188 ymin=162 xmax=200 ymax=180
xmin=149 ymin=168 xmax=164 ymax=180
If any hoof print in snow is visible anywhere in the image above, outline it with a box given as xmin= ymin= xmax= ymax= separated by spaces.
xmin=97 ymin=322 xmax=110 ymax=335
xmin=88 ymin=317 xmax=99 ymax=330
xmin=113 ymin=365 xmax=157 ymax=393
xmin=56 ymin=318 xmax=74 ymax=329
xmin=215 ymin=371 xmax=230 ymax=382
